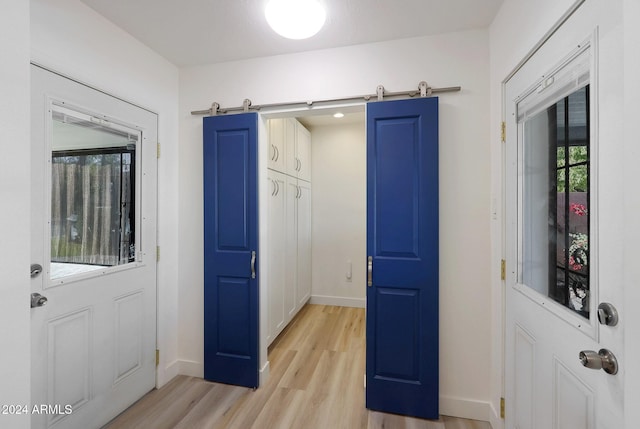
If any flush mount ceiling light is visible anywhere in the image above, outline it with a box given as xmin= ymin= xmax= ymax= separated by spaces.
xmin=333 ymin=112 xmax=344 ymax=118
xmin=265 ymin=0 xmax=326 ymax=40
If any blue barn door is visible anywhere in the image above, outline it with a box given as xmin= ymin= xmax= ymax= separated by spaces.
xmin=203 ymin=113 xmax=259 ymax=388
xmin=366 ymin=97 xmax=439 ymax=419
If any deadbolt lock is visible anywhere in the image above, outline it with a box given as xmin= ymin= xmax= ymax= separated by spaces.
xmin=31 ymin=263 xmax=43 ymax=278
xmin=597 ymin=302 xmax=618 ymax=326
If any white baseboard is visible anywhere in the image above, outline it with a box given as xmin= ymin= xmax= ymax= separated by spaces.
xmin=439 ymin=395 xmax=491 ymax=422
xmin=309 ymin=294 xmax=366 ymax=308
xmin=157 ymin=359 xmax=181 ymax=388
xmin=177 ymin=359 xmax=204 ymax=378
xmin=488 ymin=401 xmax=503 ymax=429
xmin=260 ymin=360 xmax=270 ymax=386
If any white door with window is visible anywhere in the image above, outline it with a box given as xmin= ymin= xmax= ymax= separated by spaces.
xmin=30 ymin=65 xmax=157 ymax=429
xmin=505 ymin=3 xmax=625 ymax=428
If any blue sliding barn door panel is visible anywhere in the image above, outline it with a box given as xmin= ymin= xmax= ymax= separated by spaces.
xmin=203 ymin=113 xmax=259 ymax=388
xmin=366 ymin=97 xmax=439 ymax=419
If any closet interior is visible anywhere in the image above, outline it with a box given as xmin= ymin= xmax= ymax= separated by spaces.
xmin=264 ymin=110 xmax=366 ymax=347
xmin=265 ymin=117 xmax=313 ymax=344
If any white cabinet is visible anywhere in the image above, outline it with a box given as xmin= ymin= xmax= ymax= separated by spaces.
xmin=267 ymin=117 xmax=290 ymax=172
xmin=284 ymin=175 xmax=312 ymax=315
xmin=269 ymin=117 xmax=311 ymax=181
xmin=267 ymin=170 xmax=287 ymax=344
xmin=267 ymin=117 xmax=312 ymax=345
xmin=294 ymin=123 xmax=311 ymax=182
xmin=296 ymin=179 xmax=312 ymax=305
xmin=284 ymin=176 xmax=299 ymax=320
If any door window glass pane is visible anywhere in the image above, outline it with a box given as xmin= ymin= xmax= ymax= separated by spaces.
xmin=50 ymin=106 xmax=139 ymax=280
xmin=522 ymin=86 xmax=590 ymax=318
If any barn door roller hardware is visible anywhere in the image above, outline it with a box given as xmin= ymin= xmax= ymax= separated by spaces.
xmin=191 ymin=81 xmax=460 ymax=116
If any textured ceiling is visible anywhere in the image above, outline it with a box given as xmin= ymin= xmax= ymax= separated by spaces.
xmin=80 ymin=0 xmax=504 ymax=67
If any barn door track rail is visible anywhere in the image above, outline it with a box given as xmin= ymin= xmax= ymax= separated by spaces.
xmin=190 ymin=81 xmax=461 ymax=116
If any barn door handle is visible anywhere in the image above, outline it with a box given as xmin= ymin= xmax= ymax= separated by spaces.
xmin=250 ymin=251 xmax=256 ymax=279
xmin=367 ymin=256 xmax=373 ymax=287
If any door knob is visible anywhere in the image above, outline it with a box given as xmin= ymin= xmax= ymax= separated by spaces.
xmin=579 ymin=349 xmax=618 ymax=375
xmin=597 ymin=302 xmax=618 ymax=326
xmin=31 ymin=293 xmax=48 ymax=308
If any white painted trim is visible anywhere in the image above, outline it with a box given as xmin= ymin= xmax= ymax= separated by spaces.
xmin=177 ymin=360 xmax=204 ymax=378
xmin=502 ymin=0 xmax=586 ymax=84
xmin=489 ymin=402 xmax=503 ymax=429
xmin=439 ymin=395 xmax=491 ymax=422
xmin=260 ymin=360 xmax=270 ymax=386
xmin=309 ymin=294 xmax=366 ymax=308
xmin=159 ymin=359 xmax=181 ymax=388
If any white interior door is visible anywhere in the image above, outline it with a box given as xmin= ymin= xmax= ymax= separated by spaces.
xmin=505 ymin=6 xmax=625 ymax=428
xmin=30 ymin=65 xmax=157 ymax=429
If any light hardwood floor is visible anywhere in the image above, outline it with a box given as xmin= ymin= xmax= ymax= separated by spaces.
xmin=105 ymin=305 xmax=491 ymax=429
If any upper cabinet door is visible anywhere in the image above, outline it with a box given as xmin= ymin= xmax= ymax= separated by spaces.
xmin=296 ymin=123 xmax=311 ymax=182
xmin=270 ymin=117 xmax=311 ymax=182
xmin=283 ymin=118 xmax=297 ymax=177
xmin=268 ymin=118 xmax=286 ymax=172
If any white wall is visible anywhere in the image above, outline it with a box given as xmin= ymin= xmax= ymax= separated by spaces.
xmin=179 ymin=29 xmax=492 ymax=420
xmin=30 ymin=0 xmax=181 ymax=387
xmin=308 ymin=120 xmax=367 ymax=307
xmin=0 ymin=1 xmax=30 ymax=427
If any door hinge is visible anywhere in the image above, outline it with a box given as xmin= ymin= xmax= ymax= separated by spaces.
xmin=500 ymin=397 xmax=505 ymax=419
xmin=501 ymin=259 xmax=506 ymax=280
xmin=156 ymin=349 xmax=160 ymax=367
xmin=501 ymin=121 xmax=506 ymax=143
xmin=156 ymin=246 xmax=160 ymax=262
xmin=157 ymin=142 xmax=161 ymax=158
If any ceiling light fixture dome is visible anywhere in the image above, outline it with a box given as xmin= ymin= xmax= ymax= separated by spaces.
xmin=265 ymin=0 xmax=326 ymax=40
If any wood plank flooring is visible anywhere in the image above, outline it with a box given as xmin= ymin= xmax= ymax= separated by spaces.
xmin=105 ymin=305 xmax=491 ymax=429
